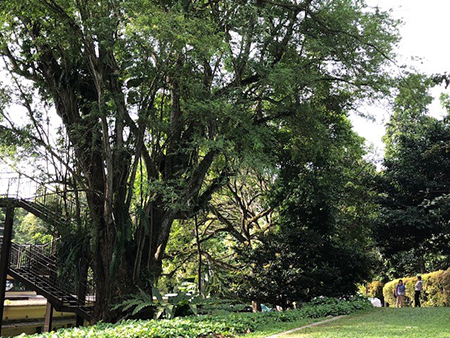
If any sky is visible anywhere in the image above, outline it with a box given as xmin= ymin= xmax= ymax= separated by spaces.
xmin=350 ymin=0 xmax=450 ymax=159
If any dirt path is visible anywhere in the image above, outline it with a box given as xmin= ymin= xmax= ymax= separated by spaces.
xmin=265 ymin=315 xmax=346 ymax=338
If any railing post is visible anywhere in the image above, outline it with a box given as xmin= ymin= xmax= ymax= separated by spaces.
xmin=16 ymin=174 xmax=21 ymax=198
xmin=6 ymin=178 xmax=11 ymax=197
xmin=44 ymin=301 xmax=53 ymax=332
xmin=0 ymin=203 xmax=15 ymax=337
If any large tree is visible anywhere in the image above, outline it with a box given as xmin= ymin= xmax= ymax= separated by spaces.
xmin=375 ymin=74 xmax=450 ymax=275
xmin=0 ymin=0 xmax=398 ymax=320
xmin=239 ymin=82 xmax=379 ymax=308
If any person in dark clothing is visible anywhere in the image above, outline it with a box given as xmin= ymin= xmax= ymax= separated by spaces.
xmin=415 ymin=276 xmax=423 ymax=307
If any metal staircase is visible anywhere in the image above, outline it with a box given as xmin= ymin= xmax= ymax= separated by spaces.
xmin=0 ymin=181 xmax=94 ymax=324
xmin=0 ymin=197 xmax=74 ymax=228
xmin=5 ymin=240 xmax=93 ymax=321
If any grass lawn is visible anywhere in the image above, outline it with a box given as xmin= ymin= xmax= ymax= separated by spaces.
xmin=273 ymin=307 xmax=450 ymax=338
xmin=237 ymin=317 xmax=326 ymax=338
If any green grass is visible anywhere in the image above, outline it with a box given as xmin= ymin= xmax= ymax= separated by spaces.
xmin=238 ymin=317 xmax=325 ymax=338
xmin=273 ymin=307 xmax=450 ymax=338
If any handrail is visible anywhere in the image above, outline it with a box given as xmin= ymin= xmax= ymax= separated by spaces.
xmin=9 ymin=242 xmax=94 ymax=306
xmin=0 ymin=175 xmax=88 ymax=224
xmin=11 ymin=244 xmax=64 ymax=301
xmin=0 ymin=173 xmax=95 ymax=316
xmin=0 ymin=203 xmax=94 ymax=301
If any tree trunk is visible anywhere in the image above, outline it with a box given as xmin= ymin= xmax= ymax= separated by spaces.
xmin=195 ymin=215 xmax=203 ymax=295
xmin=251 ymin=300 xmax=261 ymax=313
xmin=419 ymin=255 xmax=426 ymax=274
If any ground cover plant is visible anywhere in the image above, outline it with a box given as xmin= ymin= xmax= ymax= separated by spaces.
xmin=16 ymin=297 xmax=372 ymax=337
xmin=274 ymin=307 xmax=450 ymax=338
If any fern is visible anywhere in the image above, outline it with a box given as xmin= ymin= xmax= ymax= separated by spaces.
xmin=112 ymin=290 xmax=156 ymax=318
xmin=112 ymin=286 xmax=201 ymax=319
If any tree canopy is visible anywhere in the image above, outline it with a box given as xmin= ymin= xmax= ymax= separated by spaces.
xmin=0 ymin=0 xmax=399 ymax=320
xmin=375 ymin=74 xmax=450 ymax=276
xmin=239 ymin=82 xmax=379 ymax=307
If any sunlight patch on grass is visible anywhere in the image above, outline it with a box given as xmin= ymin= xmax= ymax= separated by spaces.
xmin=278 ymin=308 xmax=450 ymax=338
xmin=240 ymin=317 xmax=324 ymax=338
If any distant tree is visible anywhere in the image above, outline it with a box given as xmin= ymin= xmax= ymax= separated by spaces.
xmin=239 ymin=83 xmax=378 ymax=308
xmin=0 ymin=0 xmax=398 ymax=320
xmin=375 ymin=74 xmax=450 ymax=275
xmin=161 ymin=168 xmax=273 ymax=297
xmin=13 ymin=213 xmax=52 ymax=245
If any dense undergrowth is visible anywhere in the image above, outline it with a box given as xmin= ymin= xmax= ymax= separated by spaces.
xmin=18 ymin=296 xmax=372 ymax=338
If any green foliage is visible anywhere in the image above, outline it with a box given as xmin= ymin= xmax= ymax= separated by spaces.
xmin=300 ymin=296 xmax=373 ymax=318
xmin=19 ymin=297 xmax=372 ymax=337
xmin=113 ymin=287 xmax=203 ymax=319
xmin=195 ymin=298 xmax=251 ymax=316
xmin=0 ymin=0 xmax=400 ymax=321
xmin=383 ymin=268 xmax=450 ymax=307
xmin=376 ymin=74 xmax=450 ymax=275
xmin=112 ymin=288 xmax=156 ymax=318
xmin=238 ymin=89 xmax=378 ymax=306
xmin=359 ymin=281 xmax=385 ymax=300
xmin=384 ymin=73 xmax=434 ymax=158
xmin=13 ymin=213 xmax=52 ymax=245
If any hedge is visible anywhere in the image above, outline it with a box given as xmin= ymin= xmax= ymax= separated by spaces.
xmin=383 ymin=268 xmax=450 ymax=307
xmin=359 ymin=281 xmax=384 ymax=299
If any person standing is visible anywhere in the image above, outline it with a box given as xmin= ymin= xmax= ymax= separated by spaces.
xmin=395 ymin=279 xmax=406 ymax=308
xmin=415 ymin=276 xmax=423 ymax=307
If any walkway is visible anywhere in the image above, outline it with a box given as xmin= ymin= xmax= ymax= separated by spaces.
xmin=266 ymin=315 xmax=345 ymax=338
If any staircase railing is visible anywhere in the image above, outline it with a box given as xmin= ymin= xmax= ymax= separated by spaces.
xmin=9 ymin=242 xmax=94 ymax=306
xmin=0 ymin=173 xmax=86 ymax=227
xmin=0 ymin=173 xmax=94 ymax=319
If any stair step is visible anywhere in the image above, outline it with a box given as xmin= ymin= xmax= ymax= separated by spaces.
xmin=4 ymin=196 xmax=93 ymax=322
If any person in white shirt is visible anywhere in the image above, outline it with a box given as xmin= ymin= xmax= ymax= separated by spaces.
xmin=415 ymin=276 xmax=423 ymax=307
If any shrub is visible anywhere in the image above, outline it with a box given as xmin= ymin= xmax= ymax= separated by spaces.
xmin=308 ymin=296 xmax=340 ymax=306
xmin=20 ymin=297 xmax=372 ymax=337
xmin=383 ymin=268 xmax=450 ymax=307
xmin=113 ymin=288 xmax=251 ymax=320
xmin=359 ymin=281 xmax=384 ymax=299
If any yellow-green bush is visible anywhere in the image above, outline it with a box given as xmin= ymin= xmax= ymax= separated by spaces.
xmin=359 ymin=281 xmax=384 ymax=299
xmin=383 ymin=268 xmax=450 ymax=307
